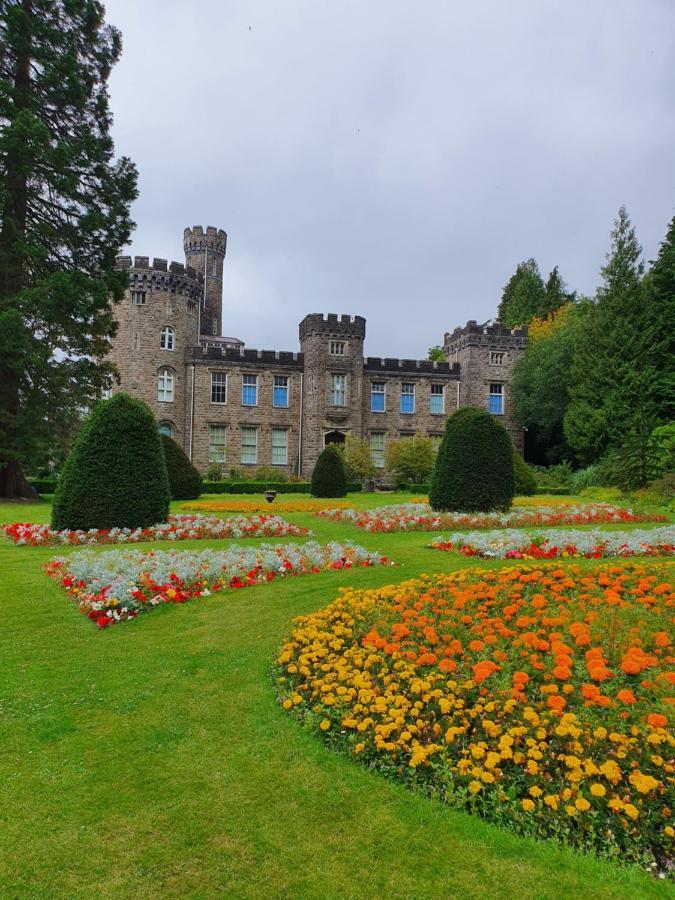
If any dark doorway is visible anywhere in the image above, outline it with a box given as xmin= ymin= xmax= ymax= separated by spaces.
xmin=324 ymin=430 xmax=346 ymax=447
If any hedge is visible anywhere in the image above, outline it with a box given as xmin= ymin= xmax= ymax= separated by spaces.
xmin=311 ymin=447 xmax=348 ymax=498
xmin=201 ymin=481 xmax=363 ymax=494
xmin=161 ymin=434 xmax=202 ymax=500
xmin=28 ymin=479 xmax=58 ymax=495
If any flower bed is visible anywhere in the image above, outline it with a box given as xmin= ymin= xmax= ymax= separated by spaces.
xmin=429 ymin=526 xmax=675 ymax=559
xmin=180 ymin=499 xmax=354 ymax=514
xmin=3 ymin=514 xmax=308 ymax=546
xmin=276 ymin=563 xmax=674 ymax=869
xmin=47 ymin=541 xmax=392 ymax=627
xmin=316 ymin=502 xmax=666 ymax=533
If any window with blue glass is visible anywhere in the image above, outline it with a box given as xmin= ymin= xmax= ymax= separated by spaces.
xmin=371 ymin=382 xmax=385 ymax=412
xmin=488 ymin=383 xmax=503 ymax=414
xmin=273 ymin=375 xmax=289 ymax=408
xmin=400 ymin=383 xmax=414 ymax=414
xmin=242 ymin=374 xmax=258 ymax=406
xmin=430 ymin=384 xmax=444 ymax=414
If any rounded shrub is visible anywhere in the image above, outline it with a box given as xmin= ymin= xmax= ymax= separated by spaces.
xmin=310 ymin=446 xmax=347 ymax=498
xmin=52 ymin=393 xmax=170 ymax=530
xmin=161 ymin=434 xmax=202 ymax=500
xmin=513 ymin=451 xmax=537 ymax=496
xmin=429 ymin=407 xmax=515 ymax=511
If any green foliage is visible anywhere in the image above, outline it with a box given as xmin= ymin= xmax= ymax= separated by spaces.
xmin=385 ymin=436 xmax=436 ymax=487
xmin=512 ymin=452 xmax=536 ymax=496
xmin=338 ymin=435 xmax=375 ymax=482
xmin=568 ymin=464 xmax=605 ymax=494
xmin=512 ymin=302 xmax=589 ymax=463
xmin=51 ymin=394 xmax=169 ymax=530
xmin=430 ymin=408 xmax=514 ymax=511
xmin=427 ymin=345 xmax=446 ymax=362
xmin=205 ymin=463 xmax=224 ymax=481
xmin=528 ymin=463 xmax=573 ymax=494
xmin=310 ymin=446 xmax=348 ymax=497
xmin=199 ymin=481 xmax=363 ymax=494
xmin=0 ymin=1 xmax=138 ymax=497
xmin=161 ymin=435 xmax=202 ymax=500
xmin=543 ymin=266 xmax=576 ymax=316
xmin=648 ymin=473 xmax=675 ymax=503
xmin=497 ymin=258 xmax=546 ymax=327
xmin=648 ymin=423 xmax=675 ymax=474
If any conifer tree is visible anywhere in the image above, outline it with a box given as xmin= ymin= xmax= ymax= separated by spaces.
xmin=543 ymin=266 xmax=576 ymax=316
xmin=0 ymin=1 xmax=138 ymax=498
xmin=564 ymin=206 xmax=662 ymax=464
xmin=643 ymin=214 xmax=675 ymax=421
xmin=497 ymin=258 xmax=546 ymax=327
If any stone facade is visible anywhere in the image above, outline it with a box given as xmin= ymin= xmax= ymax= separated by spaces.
xmin=107 ymin=225 xmax=527 ymax=477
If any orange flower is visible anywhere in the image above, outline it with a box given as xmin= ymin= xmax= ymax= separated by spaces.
xmin=647 ymin=713 xmax=667 ymax=729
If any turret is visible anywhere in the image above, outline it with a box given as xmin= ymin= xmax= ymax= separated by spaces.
xmin=183 ymin=225 xmax=227 ymax=338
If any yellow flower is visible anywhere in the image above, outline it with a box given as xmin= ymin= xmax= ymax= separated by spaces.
xmin=529 ymin=786 xmax=543 ymax=798
xmin=575 ymin=797 xmax=591 ymax=812
xmin=628 ymin=771 xmax=659 ymax=794
xmin=623 ymin=803 xmax=639 ymax=821
xmin=590 ymin=783 xmax=606 ymax=797
xmin=319 ymin=719 xmax=331 ymax=731
xmin=469 ymin=780 xmax=482 ymax=794
xmin=665 ymin=826 xmax=674 ymax=838
xmin=282 ymin=699 xmax=293 ymax=710
xmin=521 ymin=799 xmax=535 ymax=811
xmin=544 ymin=795 xmax=559 ymax=810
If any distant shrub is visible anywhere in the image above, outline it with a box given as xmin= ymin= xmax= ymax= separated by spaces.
xmin=512 ymin=452 xmax=536 ymax=496
xmin=311 ymin=447 xmax=348 ymax=498
xmin=578 ymin=486 xmax=623 ymax=503
xmin=385 ymin=436 xmax=436 ymax=487
xmin=161 ymin=435 xmax=202 ymax=500
xmin=205 ymin=463 xmax=224 ymax=481
xmin=52 ymin=393 xmax=170 ymax=530
xmin=529 ymin=462 xmax=573 ymax=494
xmin=430 ymin=408 xmax=514 ymax=512
xmin=646 ymin=473 xmax=675 ymax=504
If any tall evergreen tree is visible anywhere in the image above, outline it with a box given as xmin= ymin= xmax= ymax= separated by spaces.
xmin=643 ymin=214 xmax=675 ymax=421
xmin=0 ymin=0 xmax=137 ymax=498
xmin=543 ymin=266 xmax=575 ymax=316
xmin=564 ymin=206 xmax=661 ymax=464
xmin=497 ymin=258 xmax=546 ymax=327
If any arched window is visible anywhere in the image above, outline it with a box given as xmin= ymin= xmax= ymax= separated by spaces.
xmin=160 ymin=326 xmax=175 ymax=350
xmin=157 ymin=368 xmax=174 ymax=402
xmin=158 ymin=421 xmax=173 ymax=437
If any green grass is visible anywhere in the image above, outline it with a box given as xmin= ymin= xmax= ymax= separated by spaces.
xmin=0 ymin=494 xmax=673 ymax=899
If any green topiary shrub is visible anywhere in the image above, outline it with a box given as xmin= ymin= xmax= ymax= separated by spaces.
xmin=429 ymin=407 xmax=514 ymax=512
xmin=52 ymin=393 xmax=170 ymax=530
xmin=161 ymin=434 xmax=202 ymax=500
xmin=310 ymin=446 xmax=348 ymax=498
xmin=513 ymin=451 xmax=537 ymax=496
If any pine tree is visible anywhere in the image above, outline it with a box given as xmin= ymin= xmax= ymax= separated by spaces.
xmin=543 ymin=266 xmax=576 ymax=316
xmin=497 ymin=258 xmax=547 ymax=327
xmin=643 ymin=214 xmax=675 ymax=422
xmin=0 ymin=1 xmax=138 ymax=498
xmin=564 ymin=206 xmax=661 ymax=464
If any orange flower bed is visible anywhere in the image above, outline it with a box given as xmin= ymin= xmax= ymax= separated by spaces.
xmin=181 ymin=498 xmax=354 ymax=514
xmin=277 ymin=563 xmax=674 ymax=869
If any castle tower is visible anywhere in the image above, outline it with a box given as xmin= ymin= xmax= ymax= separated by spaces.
xmin=298 ymin=313 xmax=367 ymax=477
xmin=183 ymin=225 xmax=227 ymax=338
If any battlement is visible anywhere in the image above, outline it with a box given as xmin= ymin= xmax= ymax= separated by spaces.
xmin=364 ymin=357 xmax=460 ymax=377
xmin=115 ymin=255 xmax=204 ymax=300
xmin=299 ymin=313 xmax=367 ymax=341
xmin=444 ymin=319 xmax=528 ymax=352
xmin=183 ymin=225 xmax=227 ymax=256
xmin=193 ymin=346 xmax=304 ymax=368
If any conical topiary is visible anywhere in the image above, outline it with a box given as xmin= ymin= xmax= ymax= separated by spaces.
xmin=512 ymin=450 xmax=537 ymax=496
xmin=429 ymin=407 xmax=515 ymax=511
xmin=51 ymin=393 xmax=170 ymax=530
xmin=161 ymin=434 xmax=202 ymax=500
xmin=310 ymin=445 xmax=348 ymax=498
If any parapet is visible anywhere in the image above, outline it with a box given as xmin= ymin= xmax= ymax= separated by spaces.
xmin=298 ymin=313 xmax=367 ymax=341
xmin=115 ymin=254 xmax=204 ymax=300
xmin=183 ymin=225 xmax=227 ymax=257
xmin=444 ymin=319 xmax=528 ymax=350
xmin=364 ymin=357 xmax=460 ymax=377
xmin=194 ymin=346 xmax=304 ymax=368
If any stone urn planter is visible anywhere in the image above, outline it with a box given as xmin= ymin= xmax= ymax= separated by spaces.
xmin=264 ymin=490 xmax=277 ymax=503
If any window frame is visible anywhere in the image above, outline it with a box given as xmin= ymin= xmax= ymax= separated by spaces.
xmin=400 ymin=382 xmax=415 ymax=414
xmin=370 ymin=381 xmax=386 ymax=413
xmin=271 ymin=427 xmax=289 ymax=466
xmin=210 ymin=371 xmax=227 ymax=405
xmin=369 ymin=432 xmax=385 ymax=469
xmin=488 ymin=382 xmax=504 ymax=415
xmin=490 ymin=351 xmax=505 ymax=366
xmin=157 ymin=368 xmax=174 ymax=403
xmin=273 ymin=375 xmax=289 ymax=408
xmin=158 ymin=421 xmax=173 ymax=437
xmin=241 ymin=373 xmax=258 ymax=407
xmin=329 ymin=373 xmax=346 ymax=407
xmin=429 ymin=383 xmax=445 ymax=415
xmin=240 ymin=426 xmax=258 ymax=465
xmin=131 ymin=290 xmax=146 ymax=306
xmin=160 ymin=325 xmax=175 ymax=351
xmin=329 ymin=340 xmax=346 ymax=356
xmin=208 ymin=425 xmax=227 ymax=464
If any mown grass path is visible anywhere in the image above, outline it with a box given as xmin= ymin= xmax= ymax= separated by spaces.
xmin=0 ymin=495 xmax=672 ymax=898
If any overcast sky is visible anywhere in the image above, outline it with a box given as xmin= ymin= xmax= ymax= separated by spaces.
xmin=105 ymin=0 xmax=675 ymax=357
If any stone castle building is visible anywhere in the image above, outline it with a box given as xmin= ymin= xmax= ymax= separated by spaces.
xmin=108 ymin=225 xmax=528 ymax=477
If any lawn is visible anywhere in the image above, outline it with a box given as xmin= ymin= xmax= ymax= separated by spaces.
xmin=0 ymin=493 xmax=672 ymax=899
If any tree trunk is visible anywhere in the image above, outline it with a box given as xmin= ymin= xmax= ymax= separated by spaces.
xmin=0 ymin=458 xmax=36 ymax=500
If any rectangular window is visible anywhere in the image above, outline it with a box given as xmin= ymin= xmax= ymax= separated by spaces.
xmin=490 ymin=351 xmax=505 ymax=366
xmin=329 ymin=340 xmax=346 ymax=356
xmin=208 ymin=425 xmax=227 ymax=463
xmin=488 ymin=383 xmax=504 ymax=415
xmin=369 ymin=432 xmax=385 ymax=469
xmin=242 ymin=374 xmax=258 ymax=406
xmin=273 ymin=375 xmax=289 ymax=408
xmin=131 ymin=290 xmax=146 ymax=306
xmin=271 ymin=428 xmax=289 ymax=465
xmin=240 ymin=426 xmax=257 ymax=464
xmin=187 ymin=300 xmax=197 ymax=314
xmin=400 ymin=383 xmax=415 ymax=414
xmin=430 ymin=384 xmax=444 ymax=414
xmin=330 ymin=374 xmax=346 ymax=406
xmin=211 ymin=372 xmax=227 ymax=404
xmin=371 ymin=382 xmax=385 ymax=412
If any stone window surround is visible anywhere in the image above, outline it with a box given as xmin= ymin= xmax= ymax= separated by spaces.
xmin=160 ymin=325 xmax=175 ymax=351
xmin=211 ymin=371 xmax=227 ymax=405
xmin=240 ymin=425 xmax=258 ymax=465
xmin=208 ymin=424 xmax=227 ymax=463
xmin=157 ymin=367 xmax=175 ymax=403
xmin=271 ymin=427 xmax=289 ymax=465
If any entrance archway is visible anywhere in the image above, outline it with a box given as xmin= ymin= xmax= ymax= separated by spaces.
xmin=324 ymin=430 xmax=346 ymax=447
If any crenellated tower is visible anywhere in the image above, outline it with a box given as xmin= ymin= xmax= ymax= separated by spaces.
xmin=183 ymin=225 xmax=227 ymax=338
